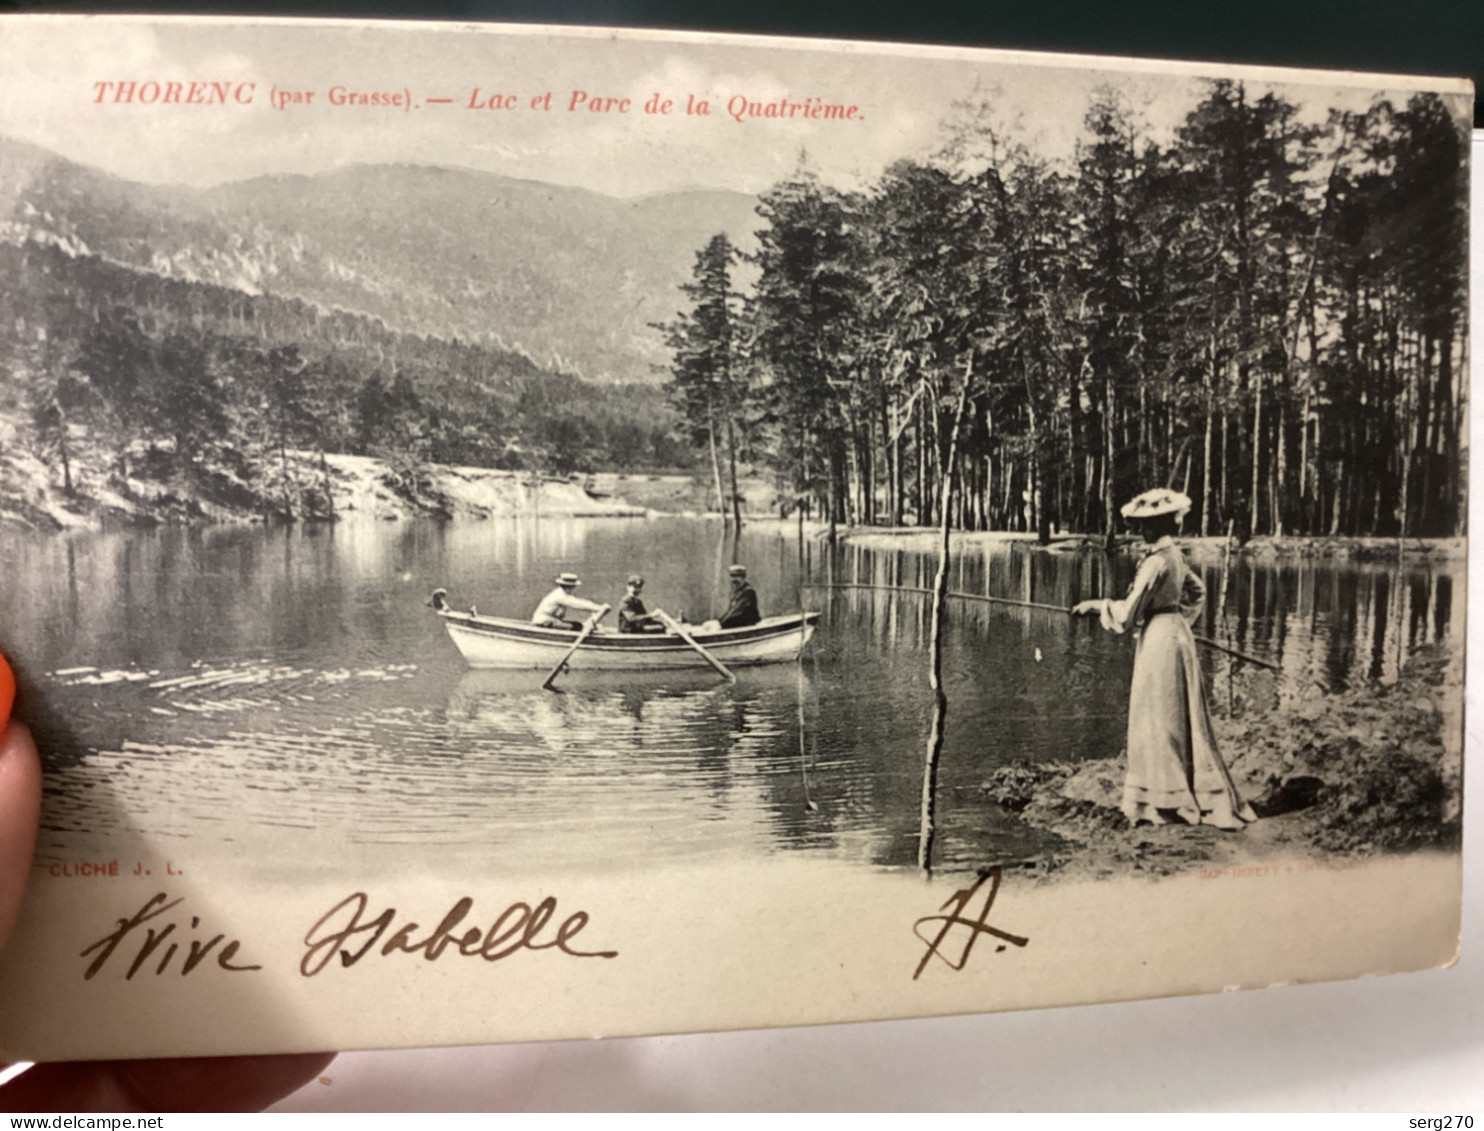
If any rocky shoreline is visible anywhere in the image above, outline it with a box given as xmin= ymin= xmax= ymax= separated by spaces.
xmin=983 ymin=640 xmax=1464 ymax=880
xmin=0 ymin=440 xmax=648 ymax=532
xmin=0 ymin=432 xmax=1465 ymax=568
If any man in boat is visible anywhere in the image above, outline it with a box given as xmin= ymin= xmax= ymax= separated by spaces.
xmin=531 ymin=572 xmax=607 ymax=631
xmin=715 ymin=564 xmax=761 ymax=629
xmin=617 ymin=574 xmax=665 ymax=634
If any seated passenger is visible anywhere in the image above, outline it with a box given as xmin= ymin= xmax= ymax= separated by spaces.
xmin=532 ymin=572 xmax=605 ymax=631
xmin=715 ymin=564 xmax=761 ymax=629
xmin=618 ymin=574 xmax=665 ymax=634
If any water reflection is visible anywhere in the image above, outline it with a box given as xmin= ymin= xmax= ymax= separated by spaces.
xmin=1 ymin=517 xmax=1461 ymax=880
xmin=823 ymin=537 xmax=1460 ymax=698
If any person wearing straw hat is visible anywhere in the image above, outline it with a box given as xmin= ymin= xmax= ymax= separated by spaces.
xmin=1072 ymin=488 xmax=1257 ymax=830
xmin=532 ymin=571 xmax=607 ymax=631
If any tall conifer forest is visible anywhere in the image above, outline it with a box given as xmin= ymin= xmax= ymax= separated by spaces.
xmin=660 ymin=82 xmax=1469 ymax=540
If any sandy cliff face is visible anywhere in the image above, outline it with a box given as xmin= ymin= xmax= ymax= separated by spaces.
xmin=0 ymin=435 xmax=648 ymax=532
xmin=324 ymin=455 xmax=646 ymax=521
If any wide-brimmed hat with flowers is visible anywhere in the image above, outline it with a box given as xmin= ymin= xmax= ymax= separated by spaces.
xmin=1120 ymin=488 xmax=1192 ymax=521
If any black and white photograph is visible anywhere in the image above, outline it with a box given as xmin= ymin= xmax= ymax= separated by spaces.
xmin=0 ymin=15 xmax=1469 ymax=1062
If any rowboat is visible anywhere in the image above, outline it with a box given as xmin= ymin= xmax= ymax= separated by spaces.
xmin=435 ymin=609 xmax=819 ymax=670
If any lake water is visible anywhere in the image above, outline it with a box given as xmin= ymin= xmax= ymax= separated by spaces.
xmin=1 ymin=516 xmax=1461 ymax=880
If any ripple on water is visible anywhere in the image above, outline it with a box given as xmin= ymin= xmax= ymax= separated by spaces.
xmin=18 ymin=519 xmax=1462 ymax=879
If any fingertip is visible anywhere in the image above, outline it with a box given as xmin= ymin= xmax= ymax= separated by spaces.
xmin=0 ymin=719 xmax=42 ymax=807
xmin=0 ymin=652 xmax=14 ymax=727
xmin=0 ymin=719 xmax=43 ymax=952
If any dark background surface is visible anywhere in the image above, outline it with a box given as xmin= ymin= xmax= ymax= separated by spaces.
xmin=3 ymin=0 xmax=1480 ymax=123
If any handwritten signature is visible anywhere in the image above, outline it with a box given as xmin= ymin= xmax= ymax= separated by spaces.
xmin=77 ymin=890 xmax=617 ymax=981
xmin=912 ymin=868 xmax=1028 ymax=980
xmin=300 ymin=891 xmax=618 ymax=976
xmin=80 ymin=893 xmax=262 ymax=981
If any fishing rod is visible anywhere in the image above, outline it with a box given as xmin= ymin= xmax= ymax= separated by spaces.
xmin=801 ymin=580 xmax=1066 ymax=613
xmin=800 ymin=581 xmax=1283 ymax=674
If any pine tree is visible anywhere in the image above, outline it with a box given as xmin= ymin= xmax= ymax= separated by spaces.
xmin=654 ymin=234 xmax=748 ymax=527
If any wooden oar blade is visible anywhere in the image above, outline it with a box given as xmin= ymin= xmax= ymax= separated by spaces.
xmin=655 ymin=609 xmax=736 ymax=683
xmin=541 ymin=604 xmax=611 ymax=691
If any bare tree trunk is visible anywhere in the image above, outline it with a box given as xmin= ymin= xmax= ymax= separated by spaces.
xmin=1220 ymin=410 xmax=1231 ymax=534
xmin=1138 ymin=385 xmax=1148 ymax=489
xmin=1272 ymin=395 xmax=1286 ymax=537
xmin=1250 ymin=370 xmax=1263 ymax=536
xmin=279 ymin=422 xmax=293 ymax=520
xmin=707 ymin=411 xmax=724 ymax=520
xmin=1416 ymin=334 xmax=1436 ymax=535
xmin=1443 ymin=329 xmax=1462 ymax=534
xmin=982 ymin=452 xmax=993 ymax=531
xmin=1299 ymin=393 xmax=1311 ymax=534
xmin=890 ymin=392 xmax=904 ymax=527
xmin=918 ymin=362 xmax=974 ymax=878
xmin=1398 ymin=334 xmax=1415 ymax=537
xmin=1165 ymin=400 xmax=1174 ymax=488
xmin=1103 ymin=375 xmax=1116 ymax=542
xmin=884 ymin=392 xmax=898 ymax=527
xmin=927 ymin=397 xmax=942 ymax=527
xmin=59 ymin=429 xmax=73 ymax=495
xmin=908 ymin=394 xmax=920 ymax=522
xmin=1201 ymin=405 xmax=1214 ymax=537
xmin=724 ymin=412 xmax=742 ymax=532
xmin=1328 ymin=452 xmax=1342 ymax=536
xmin=319 ymin=448 xmax=336 ymax=518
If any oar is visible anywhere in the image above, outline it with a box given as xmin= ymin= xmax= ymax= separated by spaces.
xmin=654 ymin=609 xmax=736 ymax=683
xmin=797 ymin=657 xmax=818 ymax=812
xmin=541 ymin=604 xmax=611 ymax=691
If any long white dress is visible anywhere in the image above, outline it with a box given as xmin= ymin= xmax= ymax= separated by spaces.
xmin=1093 ymin=536 xmax=1257 ymax=829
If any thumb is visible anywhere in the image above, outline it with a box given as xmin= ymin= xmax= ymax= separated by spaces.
xmin=0 ymin=715 xmax=42 ymax=953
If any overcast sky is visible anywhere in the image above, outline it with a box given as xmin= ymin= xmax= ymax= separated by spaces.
xmin=0 ymin=16 xmax=1467 ymax=198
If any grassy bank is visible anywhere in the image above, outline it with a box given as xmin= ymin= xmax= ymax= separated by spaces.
xmin=982 ymin=640 xmax=1464 ymax=879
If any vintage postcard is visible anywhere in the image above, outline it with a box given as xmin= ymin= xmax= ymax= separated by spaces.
xmin=0 ymin=16 xmax=1469 ymax=1061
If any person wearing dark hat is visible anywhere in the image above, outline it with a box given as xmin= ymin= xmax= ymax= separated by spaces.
xmin=532 ymin=571 xmax=606 ymax=631
xmin=1072 ymin=488 xmax=1257 ymax=830
xmin=716 ymin=564 xmax=761 ymax=630
xmin=617 ymin=574 xmax=664 ymax=634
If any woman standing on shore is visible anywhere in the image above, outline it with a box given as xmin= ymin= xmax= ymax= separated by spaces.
xmin=1073 ymin=488 xmax=1257 ymax=830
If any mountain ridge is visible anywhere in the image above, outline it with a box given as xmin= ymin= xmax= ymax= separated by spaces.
xmin=0 ymin=135 xmax=761 ymax=383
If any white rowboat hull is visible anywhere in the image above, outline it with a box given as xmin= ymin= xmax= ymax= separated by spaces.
xmin=439 ymin=612 xmax=818 ymax=670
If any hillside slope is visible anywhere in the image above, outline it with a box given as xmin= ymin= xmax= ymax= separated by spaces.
xmin=0 ymin=136 xmax=760 ymax=383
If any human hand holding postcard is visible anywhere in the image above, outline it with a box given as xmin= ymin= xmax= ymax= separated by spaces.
xmin=0 ymin=15 xmax=1468 ymax=1063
